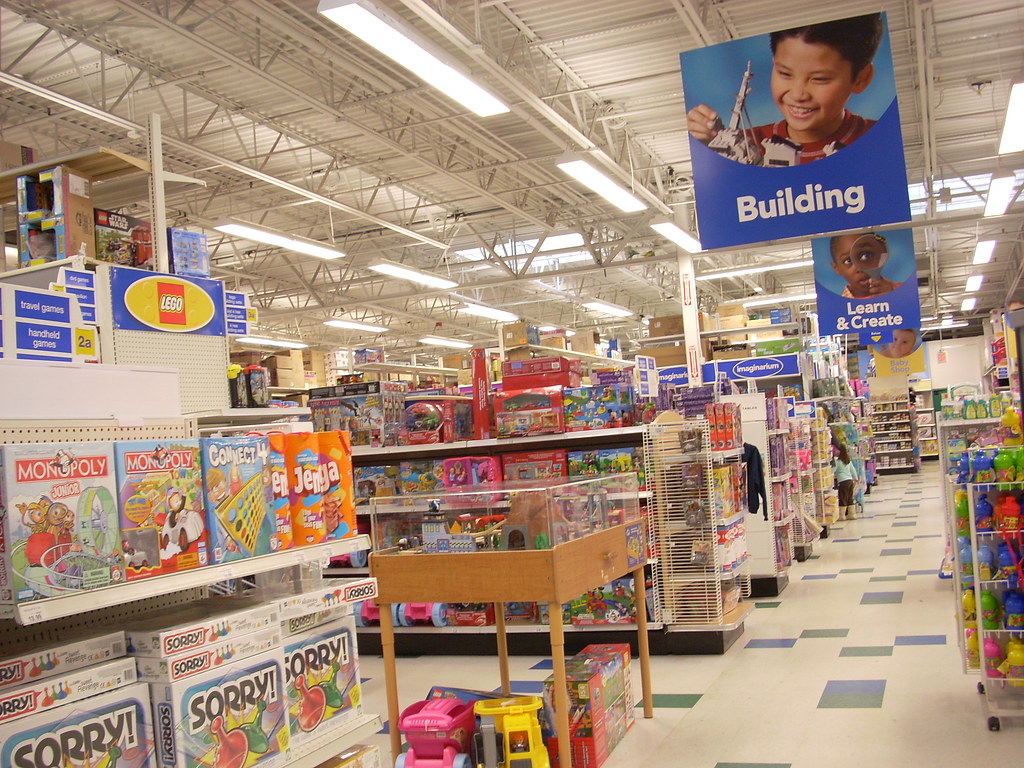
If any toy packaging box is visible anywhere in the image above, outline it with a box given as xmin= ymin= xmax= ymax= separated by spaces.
xmin=124 ymin=598 xmax=279 ymax=657
xmin=283 ymin=615 xmax=361 ymax=751
xmin=397 ymin=460 xmax=445 ymax=496
xmin=0 ymin=442 xmax=123 ymax=608
xmin=542 ymin=662 xmax=608 ymax=768
xmin=441 ymin=456 xmax=501 ymax=505
xmin=94 ymin=208 xmax=153 ymax=269
xmin=318 ymin=431 xmax=356 ymax=540
xmin=285 ymin=432 xmax=328 ymax=546
xmin=115 ymin=439 xmax=208 ymax=580
xmin=0 ymin=629 xmax=126 ymax=691
xmin=168 ymin=227 xmax=210 ymax=278
xmin=0 ymin=681 xmax=156 ymax=768
xmin=567 ymin=447 xmax=645 ymax=490
xmin=0 ymin=655 xmax=138 ymax=728
xmin=400 ymin=396 xmax=472 ymax=445
xmin=563 ymin=386 xmax=635 ymax=431
xmin=150 ymin=648 xmax=289 ymax=768
xmin=265 ymin=434 xmax=294 ymax=551
xmin=200 ymin=436 xmax=279 ymax=563
xmin=493 ymin=387 xmax=565 ymax=438
xmin=580 ymin=644 xmax=634 ymax=727
xmin=569 ymin=578 xmax=637 ymax=626
xmin=309 ymin=382 xmax=405 ymax=447
xmin=134 ymin=625 xmax=283 ymax=684
xmin=353 ymin=466 xmax=400 ymax=506
xmin=445 ymin=602 xmax=495 ymax=627
xmin=500 ymin=450 xmax=567 ymax=481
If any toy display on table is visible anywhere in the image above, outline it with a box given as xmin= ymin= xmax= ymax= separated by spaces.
xmin=115 ymin=439 xmax=208 ymax=580
xmin=493 ymin=388 xmax=565 ymax=438
xmin=562 ymin=386 xmax=634 ymax=431
xmin=0 ymin=441 xmax=123 ymax=608
xmin=395 ymin=697 xmax=476 ymax=768
xmin=473 ymin=697 xmax=550 ymax=768
xmin=400 ymin=397 xmax=472 ymax=445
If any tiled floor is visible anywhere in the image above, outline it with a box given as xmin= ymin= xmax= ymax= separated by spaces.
xmin=354 ymin=461 xmax=1022 ymax=768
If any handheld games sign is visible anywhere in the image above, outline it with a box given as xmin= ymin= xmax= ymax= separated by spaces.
xmin=111 ymin=267 xmax=225 ymax=336
xmin=679 ymin=12 xmax=910 ymax=249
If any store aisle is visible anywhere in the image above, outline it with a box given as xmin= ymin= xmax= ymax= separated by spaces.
xmin=355 ymin=461 xmax=1021 ymax=768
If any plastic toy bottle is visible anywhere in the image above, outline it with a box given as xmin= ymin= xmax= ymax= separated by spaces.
xmin=998 ymin=494 xmax=1021 ymax=533
xmin=1003 ymin=406 xmax=1024 ymax=447
xmin=1003 ymin=637 xmax=1024 ymax=686
xmin=965 ymin=397 xmax=978 ymax=420
xmin=995 ymin=447 xmax=1015 ymax=482
xmin=991 ymin=393 xmax=1005 ymax=418
xmin=959 ymin=539 xmax=975 ymax=583
xmin=1004 ymin=589 xmax=1024 ymax=629
xmin=977 ymin=543 xmax=995 ymax=581
xmin=973 ymin=452 xmax=995 ymax=483
xmin=981 ymin=589 xmax=1002 ymax=630
xmin=984 ymin=637 xmax=1006 ymax=678
xmin=966 ymin=629 xmax=980 ymax=668
xmin=997 ymin=541 xmax=1018 ymax=582
xmin=976 ymin=493 xmax=995 ymax=532
xmin=963 ymin=588 xmax=977 ymax=628
xmin=954 ymin=490 xmax=971 ymax=536
xmin=1015 ymin=447 xmax=1024 ymax=481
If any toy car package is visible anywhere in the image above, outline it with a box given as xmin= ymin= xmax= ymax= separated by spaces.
xmin=114 ymin=439 xmax=208 ymax=580
xmin=283 ymin=615 xmax=361 ymax=751
xmin=200 ymin=436 xmax=279 ymax=563
xmin=150 ymin=648 xmax=289 ymax=768
xmin=0 ymin=681 xmax=156 ymax=768
xmin=0 ymin=442 xmax=123 ymax=608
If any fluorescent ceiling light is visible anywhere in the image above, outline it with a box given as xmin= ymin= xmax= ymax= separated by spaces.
xmin=920 ymin=315 xmax=937 ymax=322
xmin=743 ymin=291 xmax=817 ymax=308
xmin=961 ymin=297 xmax=977 ymax=312
xmin=999 ymin=81 xmax=1024 ymax=154
xmin=234 ymin=336 xmax=308 ymax=349
xmin=556 ymin=155 xmax=647 ymax=213
xmin=323 ymin=319 xmax=389 ymax=332
xmin=698 ymin=259 xmax=813 ymax=281
xmin=419 ymin=335 xmax=473 ymax=349
xmin=214 ymin=221 xmax=345 ymax=260
xmin=921 ymin=321 xmax=968 ymax=331
xmin=582 ymin=300 xmax=633 ymax=318
xmin=650 ymin=220 xmax=701 ymax=252
xmin=317 ymin=0 xmax=509 ymax=117
xmin=942 ymin=317 xmax=954 ymax=326
xmin=458 ymin=303 xmax=518 ymax=322
xmin=973 ymin=240 xmax=997 ymax=265
xmin=965 ymin=275 xmax=984 ymax=293
xmin=366 ymin=259 xmax=458 ymax=289
xmin=984 ymin=171 xmax=1017 ymax=217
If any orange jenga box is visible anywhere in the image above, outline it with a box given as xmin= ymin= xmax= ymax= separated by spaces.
xmin=286 ymin=432 xmax=327 ymax=545
xmin=267 ymin=432 xmax=294 ymax=551
xmin=318 ymin=430 xmax=356 ymax=540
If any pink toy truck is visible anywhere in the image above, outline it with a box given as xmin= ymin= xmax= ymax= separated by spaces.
xmin=396 ymin=697 xmax=477 ymax=768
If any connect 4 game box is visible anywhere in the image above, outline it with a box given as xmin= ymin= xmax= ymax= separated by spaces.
xmin=200 ymin=437 xmax=279 ymax=564
xmin=114 ymin=439 xmax=208 ymax=580
xmin=0 ymin=681 xmax=156 ymax=768
xmin=150 ymin=648 xmax=289 ymax=768
xmin=0 ymin=442 xmax=123 ymax=608
xmin=283 ymin=615 xmax=361 ymax=751
xmin=0 ymin=630 xmax=126 ymax=691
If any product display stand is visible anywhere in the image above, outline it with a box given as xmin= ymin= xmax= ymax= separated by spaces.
xmin=870 ymin=398 xmax=920 ymax=474
xmin=369 ymin=523 xmax=654 ymax=764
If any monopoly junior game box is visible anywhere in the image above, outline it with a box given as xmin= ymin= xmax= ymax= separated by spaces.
xmin=0 ymin=681 xmax=156 ymax=768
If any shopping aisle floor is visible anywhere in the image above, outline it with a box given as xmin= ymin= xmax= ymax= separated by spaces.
xmin=354 ymin=461 xmax=1022 ymax=767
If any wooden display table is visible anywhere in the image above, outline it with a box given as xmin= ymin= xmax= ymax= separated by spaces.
xmin=370 ymin=522 xmax=654 ymax=765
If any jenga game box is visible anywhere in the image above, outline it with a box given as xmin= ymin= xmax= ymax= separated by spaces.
xmin=283 ymin=615 xmax=362 ymax=751
xmin=149 ymin=649 xmax=289 ymax=768
xmin=266 ymin=434 xmax=294 ymax=551
xmin=318 ymin=431 xmax=355 ymax=540
xmin=0 ymin=682 xmax=156 ymax=768
xmin=200 ymin=436 xmax=281 ymax=563
xmin=285 ymin=432 xmax=327 ymax=546
xmin=115 ymin=439 xmax=208 ymax=580
xmin=0 ymin=442 xmax=123 ymax=608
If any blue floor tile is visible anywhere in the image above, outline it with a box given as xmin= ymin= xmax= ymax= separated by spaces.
xmin=892 ymin=521 xmax=917 ymax=527
xmin=802 ymin=574 xmax=838 ymax=580
xmin=824 ymin=680 xmax=887 ymax=694
xmin=870 ymin=575 xmax=907 ymax=582
xmin=817 ymin=679 xmax=886 ymax=708
xmin=907 ymin=569 xmax=938 ymax=576
xmin=861 ymin=591 xmax=903 ymax=604
xmin=895 ymin=634 xmax=946 ymax=645
xmin=745 ymin=638 xmax=798 ymax=648
xmin=494 ymin=680 xmax=546 ymax=694
xmin=840 ymin=568 xmax=874 ymax=574
xmin=530 ymin=659 xmax=554 ymax=670
xmin=801 ymin=628 xmax=849 ymax=638
xmin=832 ymin=538 xmax=860 ymax=542
xmin=914 ymin=534 xmax=942 ymax=539
xmin=881 ymin=548 xmax=912 ymax=556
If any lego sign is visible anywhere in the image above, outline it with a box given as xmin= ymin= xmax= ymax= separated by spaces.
xmin=111 ymin=267 xmax=225 ymax=336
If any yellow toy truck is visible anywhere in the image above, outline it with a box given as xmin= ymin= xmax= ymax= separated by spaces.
xmin=472 ymin=697 xmax=550 ymax=768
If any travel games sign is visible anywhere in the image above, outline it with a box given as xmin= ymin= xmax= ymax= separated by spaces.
xmin=812 ymin=227 xmax=920 ymax=337
xmin=110 ymin=266 xmax=226 ymax=336
xmin=680 ymin=12 xmax=910 ymax=249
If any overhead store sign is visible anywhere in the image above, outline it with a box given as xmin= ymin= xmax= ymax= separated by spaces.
xmin=111 ymin=267 xmax=225 ymax=336
xmin=679 ymin=12 xmax=910 ymax=248
xmin=702 ymin=353 xmax=800 ymax=381
xmin=224 ymin=290 xmax=257 ymax=336
xmin=658 ymin=365 xmax=689 ymax=387
xmin=812 ymin=227 xmax=920 ymax=336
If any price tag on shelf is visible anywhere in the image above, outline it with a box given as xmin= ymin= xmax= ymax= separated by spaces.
xmin=22 ymin=606 xmax=44 ymax=624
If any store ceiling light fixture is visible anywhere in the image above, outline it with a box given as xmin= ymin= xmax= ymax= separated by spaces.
xmin=581 ymin=299 xmax=633 ymax=318
xmin=921 ymin=321 xmax=968 ymax=330
xmin=556 ymin=153 xmax=647 ymax=213
xmin=742 ymin=291 xmax=817 ymax=308
xmin=998 ymin=79 xmax=1024 ymax=154
xmin=984 ymin=170 xmax=1018 ymax=217
xmin=458 ymin=303 xmax=519 ymax=322
xmin=649 ymin=220 xmax=701 ymax=252
xmin=214 ymin=221 xmax=345 ymax=260
xmin=419 ymin=335 xmax=473 ymax=349
xmin=316 ymin=0 xmax=509 ymax=117
xmin=973 ymin=240 xmax=997 ymax=264
xmin=961 ymin=297 xmax=977 ymax=312
xmin=234 ymin=336 xmax=308 ymax=349
xmin=698 ymin=259 xmax=813 ymax=281
xmin=323 ymin=319 xmax=389 ymax=332
xmin=965 ymin=274 xmax=984 ymax=293
xmin=366 ymin=259 xmax=458 ymax=289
